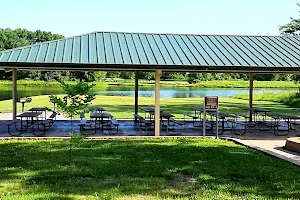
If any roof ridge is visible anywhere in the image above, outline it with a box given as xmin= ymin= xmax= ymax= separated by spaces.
xmin=95 ymin=31 xmax=300 ymax=38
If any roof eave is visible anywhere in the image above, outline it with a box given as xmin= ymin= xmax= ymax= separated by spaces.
xmin=1 ymin=62 xmax=300 ymax=73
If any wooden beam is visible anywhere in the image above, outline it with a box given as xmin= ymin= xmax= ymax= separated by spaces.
xmin=249 ymin=73 xmax=254 ymax=121
xmin=155 ymin=70 xmax=161 ymax=136
xmin=12 ymin=69 xmax=17 ymax=120
xmin=134 ymin=71 xmax=139 ymax=121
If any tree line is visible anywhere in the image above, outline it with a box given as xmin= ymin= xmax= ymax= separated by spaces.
xmin=0 ymin=27 xmax=298 ymax=82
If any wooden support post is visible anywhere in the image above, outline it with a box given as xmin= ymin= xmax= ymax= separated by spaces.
xmin=155 ymin=70 xmax=161 ymax=136
xmin=249 ymin=73 xmax=254 ymax=122
xmin=134 ymin=71 xmax=139 ymax=121
xmin=12 ymin=69 xmax=17 ymax=120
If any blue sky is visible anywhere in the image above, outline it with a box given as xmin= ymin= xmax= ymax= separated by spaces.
xmin=0 ymin=0 xmax=299 ymax=37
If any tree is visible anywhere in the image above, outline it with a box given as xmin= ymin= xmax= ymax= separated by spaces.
xmin=279 ymin=3 xmax=300 ymax=35
xmin=280 ymin=4 xmax=300 ymax=83
xmin=93 ymin=71 xmax=107 ymax=81
xmin=49 ymin=82 xmax=95 ymax=166
xmin=49 ymin=82 xmax=95 ymax=132
xmin=0 ymin=28 xmax=64 ymax=80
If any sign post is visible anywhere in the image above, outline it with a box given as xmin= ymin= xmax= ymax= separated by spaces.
xmin=203 ymin=96 xmax=219 ymax=139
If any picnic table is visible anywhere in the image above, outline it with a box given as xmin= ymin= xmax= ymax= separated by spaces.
xmin=140 ymin=107 xmax=156 ymax=119
xmin=268 ymin=114 xmax=300 ymax=134
xmin=89 ymin=107 xmax=105 ymax=113
xmin=140 ymin=108 xmax=175 ymax=132
xmin=16 ymin=111 xmax=42 ymax=133
xmin=244 ymin=107 xmax=271 ymax=123
xmin=90 ymin=112 xmax=113 ymax=132
xmin=29 ymin=107 xmax=47 ymax=120
xmin=207 ymin=112 xmax=237 ymax=134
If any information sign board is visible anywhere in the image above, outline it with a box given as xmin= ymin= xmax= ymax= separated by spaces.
xmin=204 ymin=96 xmax=218 ymax=110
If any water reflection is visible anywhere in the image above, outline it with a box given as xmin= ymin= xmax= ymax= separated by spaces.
xmin=0 ymin=85 xmax=296 ymax=101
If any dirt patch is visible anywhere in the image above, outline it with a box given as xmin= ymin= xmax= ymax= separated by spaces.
xmin=172 ymin=173 xmax=197 ymax=186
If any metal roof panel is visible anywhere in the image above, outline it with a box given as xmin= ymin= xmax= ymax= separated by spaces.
xmin=259 ymin=37 xmax=298 ymax=66
xmin=103 ymin=33 xmax=115 ymax=64
xmin=173 ymin=35 xmax=200 ymax=65
xmin=62 ymin=38 xmax=73 ymax=63
xmin=216 ymin=36 xmax=253 ymax=66
xmin=235 ymin=36 xmax=273 ymax=66
xmin=270 ymin=37 xmax=300 ymax=62
xmin=159 ymin=35 xmax=182 ymax=65
xmin=9 ymin=49 xmax=22 ymax=62
xmin=138 ymin=34 xmax=157 ymax=65
xmin=117 ymin=33 xmax=132 ymax=64
xmin=152 ymin=34 xmax=175 ymax=65
xmin=166 ymin=35 xmax=191 ymax=65
xmin=95 ymin=33 xmax=106 ymax=64
xmin=54 ymin=39 xmax=65 ymax=63
xmin=124 ymin=33 xmax=140 ymax=64
xmin=88 ymin=33 xmax=98 ymax=64
xmin=131 ymin=34 xmax=149 ymax=64
xmin=248 ymin=37 xmax=288 ymax=66
xmin=111 ymin=33 xmax=124 ymax=64
xmin=0 ymin=31 xmax=300 ymax=71
xmin=18 ymin=47 xmax=30 ymax=62
xmin=145 ymin=34 xmax=166 ymax=65
xmin=80 ymin=35 xmax=89 ymax=63
xmin=71 ymin=37 xmax=81 ymax=63
xmin=209 ymin=36 xmax=242 ymax=66
xmin=193 ymin=35 xmax=224 ymax=66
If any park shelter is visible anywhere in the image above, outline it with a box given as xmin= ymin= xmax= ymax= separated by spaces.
xmin=0 ymin=31 xmax=300 ymax=136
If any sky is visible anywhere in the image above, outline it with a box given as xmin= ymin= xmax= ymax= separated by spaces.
xmin=0 ymin=0 xmax=299 ymax=37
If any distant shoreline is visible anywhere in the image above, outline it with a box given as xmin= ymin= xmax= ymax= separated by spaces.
xmin=0 ymin=80 xmax=298 ymax=88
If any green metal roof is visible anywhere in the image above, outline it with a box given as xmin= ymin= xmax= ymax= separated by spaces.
xmin=0 ymin=31 xmax=300 ymax=72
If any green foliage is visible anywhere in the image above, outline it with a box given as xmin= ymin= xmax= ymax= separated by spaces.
xmin=0 ymin=28 xmax=64 ymax=51
xmin=279 ymin=3 xmax=300 ymax=35
xmin=120 ymin=72 xmax=135 ymax=79
xmin=50 ymin=82 xmax=95 ymax=116
xmin=49 ymin=81 xmax=95 ymax=131
xmin=49 ymin=82 xmax=95 ymax=164
xmin=0 ymin=28 xmax=64 ymax=80
xmin=0 ymin=80 xmax=297 ymax=89
xmin=93 ymin=71 xmax=107 ymax=80
xmin=141 ymin=72 xmax=155 ymax=80
xmin=106 ymin=71 xmax=121 ymax=78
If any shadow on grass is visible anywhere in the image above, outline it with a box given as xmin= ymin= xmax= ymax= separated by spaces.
xmin=0 ymin=139 xmax=300 ymax=199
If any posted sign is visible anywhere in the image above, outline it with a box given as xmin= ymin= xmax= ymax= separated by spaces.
xmin=204 ymin=96 xmax=218 ymax=110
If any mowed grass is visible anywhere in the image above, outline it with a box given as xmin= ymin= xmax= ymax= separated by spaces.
xmin=0 ymin=138 xmax=299 ymax=199
xmin=234 ymin=91 xmax=300 ymax=108
xmin=0 ymin=95 xmax=298 ymax=119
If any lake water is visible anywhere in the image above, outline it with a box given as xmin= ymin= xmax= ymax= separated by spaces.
xmin=0 ymin=85 xmax=296 ymax=101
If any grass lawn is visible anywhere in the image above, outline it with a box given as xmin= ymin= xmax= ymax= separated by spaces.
xmin=0 ymin=95 xmax=298 ymax=119
xmin=234 ymin=91 xmax=300 ymax=108
xmin=0 ymin=138 xmax=299 ymax=199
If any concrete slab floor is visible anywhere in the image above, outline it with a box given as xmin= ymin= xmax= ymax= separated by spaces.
xmin=0 ymin=113 xmax=299 ymax=167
